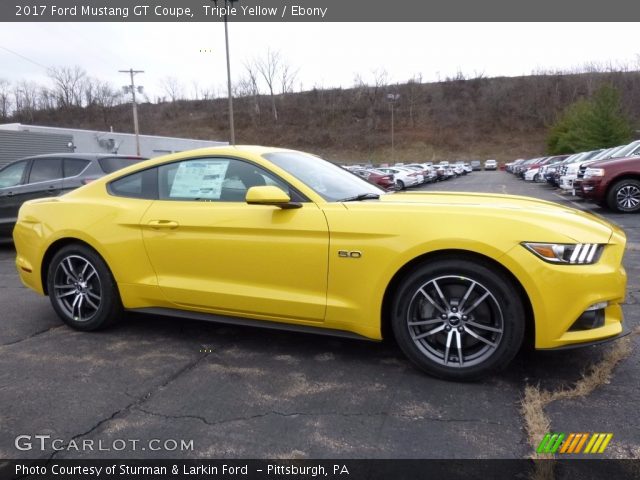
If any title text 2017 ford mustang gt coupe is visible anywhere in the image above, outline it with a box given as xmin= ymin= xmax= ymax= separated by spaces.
xmin=13 ymin=146 xmax=627 ymax=380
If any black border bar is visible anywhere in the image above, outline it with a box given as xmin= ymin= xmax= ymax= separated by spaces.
xmin=3 ymin=0 xmax=640 ymax=22
xmin=2 ymin=459 xmax=640 ymax=480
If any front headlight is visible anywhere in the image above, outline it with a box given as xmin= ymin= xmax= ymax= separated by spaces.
xmin=522 ymin=242 xmax=604 ymax=264
xmin=584 ymin=168 xmax=605 ymax=178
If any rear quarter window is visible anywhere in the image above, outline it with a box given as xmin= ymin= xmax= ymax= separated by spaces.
xmin=108 ymin=168 xmax=157 ymax=199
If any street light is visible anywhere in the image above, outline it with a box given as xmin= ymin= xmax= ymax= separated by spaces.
xmin=213 ymin=0 xmax=239 ymax=145
xmin=387 ymin=93 xmax=400 ymax=162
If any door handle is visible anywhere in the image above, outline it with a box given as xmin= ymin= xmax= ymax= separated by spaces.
xmin=6 ymin=192 xmax=13 ymax=197
xmin=147 ymin=220 xmax=179 ymax=229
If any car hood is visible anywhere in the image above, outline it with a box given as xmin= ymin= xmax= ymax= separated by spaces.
xmin=589 ymin=156 xmax=640 ymax=168
xmin=347 ymin=191 xmax=617 ymax=243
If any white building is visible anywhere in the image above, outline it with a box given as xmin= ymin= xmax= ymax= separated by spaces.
xmin=0 ymin=123 xmax=227 ymax=168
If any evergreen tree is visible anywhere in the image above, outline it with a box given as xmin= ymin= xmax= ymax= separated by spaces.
xmin=547 ymin=84 xmax=633 ymax=154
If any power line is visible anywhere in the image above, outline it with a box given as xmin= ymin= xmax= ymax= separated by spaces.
xmin=0 ymin=45 xmax=49 ymax=70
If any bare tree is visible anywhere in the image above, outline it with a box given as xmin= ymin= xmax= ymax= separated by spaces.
xmin=280 ymin=63 xmax=298 ymax=95
xmin=13 ymin=81 xmax=39 ymax=122
xmin=405 ymin=73 xmax=423 ymax=127
xmin=255 ymin=49 xmax=281 ymax=121
xmin=241 ymin=62 xmax=262 ymax=116
xmin=91 ymin=81 xmax=122 ymax=126
xmin=37 ymin=86 xmax=56 ymax=110
xmin=353 ymin=68 xmax=388 ymax=130
xmin=0 ymin=78 xmax=12 ymax=120
xmin=160 ymin=76 xmax=184 ymax=103
xmin=48 ymin=66 xmax=87 ymax=108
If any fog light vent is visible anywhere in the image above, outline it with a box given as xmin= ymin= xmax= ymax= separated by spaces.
xmin=570 ymin=303 xmax=607 ymax=331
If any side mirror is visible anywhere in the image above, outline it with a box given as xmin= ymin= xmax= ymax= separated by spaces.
xmin=245 ymin=186 xmax=301 ymax=209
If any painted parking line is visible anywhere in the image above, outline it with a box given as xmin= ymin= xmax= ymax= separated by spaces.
xmin=552 ymin=192 xmax=587 ymax=210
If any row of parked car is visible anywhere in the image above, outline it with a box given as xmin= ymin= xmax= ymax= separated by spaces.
xmin=345 ymin=161 xmax=486 ymax=190
xmin=506 ymin=140 xmax=640 ymax=213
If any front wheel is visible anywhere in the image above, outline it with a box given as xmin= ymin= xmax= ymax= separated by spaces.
xmin=607 ymin=179 xmax=640 ymax=213
xmin=396 ymin=179 xmax=405 ymax=190
xmin=391 ymin=258 xmax=525 ymax=380
xmin=47 ymin=244 xmax=123 ymax=331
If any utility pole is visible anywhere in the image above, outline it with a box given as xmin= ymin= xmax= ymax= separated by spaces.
xmin=387 ymin=93 xmax=400 ymax=163
xmin=119 ymin=68 xmax=144 ymax=156
xmin=213 ymin=0 xmax=238 ymax=145
xmin=224 ymin=6 xmax=235 ymax=145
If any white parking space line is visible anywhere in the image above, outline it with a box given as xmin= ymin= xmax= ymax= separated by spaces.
xmin=552 ymin=192 xmax=586 ymax=210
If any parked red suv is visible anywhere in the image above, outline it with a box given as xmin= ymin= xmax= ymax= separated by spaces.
xmin=581 ymin=156 xmax=640 ymax=213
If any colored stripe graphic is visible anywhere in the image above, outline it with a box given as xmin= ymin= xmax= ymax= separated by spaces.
xmin=537 ymin=433 xmax=565 ymax=454
xmin=537 ymin=433 xmax=613 ymax=454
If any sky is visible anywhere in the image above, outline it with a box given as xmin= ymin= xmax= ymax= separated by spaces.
xmin=1 ymin=22 xmax=639 ymax=100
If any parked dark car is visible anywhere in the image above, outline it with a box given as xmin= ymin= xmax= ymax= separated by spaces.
xmin=470 ymin=160 xmax=482 ymax=171
xmin=581 ymin=156 xmax=640 ymax=212
xmin=351 ymin=167 xmax=395 ymax=190
xmin=0 ymin=153 xmax=146 ymax=237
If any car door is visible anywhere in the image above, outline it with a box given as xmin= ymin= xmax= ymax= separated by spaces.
xmin=0 ymin=159 xmax=30 ymax=237
xmin=61 ymin=157 xmax=91 ymax=193
xmin=23 ymin=157 xmax=64 ymax=202
xmin=140 ymin=157 xmax=329 ymax=322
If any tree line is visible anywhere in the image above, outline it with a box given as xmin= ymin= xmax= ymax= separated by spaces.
xmin=3 ymin=60 xmax=640 ymax=161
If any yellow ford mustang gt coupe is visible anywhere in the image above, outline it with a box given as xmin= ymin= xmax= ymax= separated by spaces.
xmin=14 ymin=146 xmax=627 ymax=380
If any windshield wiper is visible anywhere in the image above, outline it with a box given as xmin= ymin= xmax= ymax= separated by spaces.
xmin=339 ymin=193 xmax=381 ymax=202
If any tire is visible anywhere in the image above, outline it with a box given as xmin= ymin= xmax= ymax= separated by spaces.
xmin=47 ymin=243 xmax=123 ymax=331
xmin=391 ymin=257 xmax=525 ymax=380
xmin=396 ymin=179 xmax=405 ymax=190
xmin=606 ymin=179 xmax=640 ymax=213
xmin=533 ymin=174 xmax=539 ymax=182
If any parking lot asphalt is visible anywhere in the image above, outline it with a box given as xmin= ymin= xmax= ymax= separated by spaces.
xmin=0 ymin=171 xmax=638 ymax=460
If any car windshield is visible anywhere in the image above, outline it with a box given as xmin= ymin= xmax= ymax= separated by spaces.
xmin=264 ymin=151 xmax=385 ymax=201
xmin=612 ymin=140 xmax=640 ymax=159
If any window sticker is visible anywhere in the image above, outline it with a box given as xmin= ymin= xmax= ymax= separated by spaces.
xmin=169 ymin=160 xmax=229 ymax=199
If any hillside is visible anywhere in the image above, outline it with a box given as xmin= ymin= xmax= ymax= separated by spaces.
xmin=8 ymin=70 xmax=640 ymax=163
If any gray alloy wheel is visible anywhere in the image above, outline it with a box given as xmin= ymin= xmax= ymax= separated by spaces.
xmin=47 ymin=244 xmax=122 ymax=330
xmin=391 ymin=258 xmax=525 ymax=380
xmin=608 ymin=179 xmax=640 ymax=213
xmin=406 ymin=276 xmax=504 ymax=368
xmin=52 ymin=255 xmax=102 ymax=323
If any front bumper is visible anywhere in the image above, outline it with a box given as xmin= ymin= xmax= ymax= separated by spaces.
xmin=559 ymin=175 xmax=577 ymax=191
xmin=502 ymin=230 xmax=626 ymax=349
xmin=581 ymin=178 xmax=607 ymax=202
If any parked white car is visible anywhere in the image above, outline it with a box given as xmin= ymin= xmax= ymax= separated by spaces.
xmin=559 ymin=162 xmax=581 ymax=192
xmin=484 ymin=159 xmax=498 ymax=170
xmin=378 ymin=167 xmax=421 ymax=189
xmin=524 ymin=167 xmax=539 ymax=182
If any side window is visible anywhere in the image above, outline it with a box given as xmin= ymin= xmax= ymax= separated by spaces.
xmin=63 ymin=158 xmax=90 ymax=178
xmin=0 ymin=160 xmax=28 ymax=188
xmin=158 ymin=158 xmax=291 ymax=202
xmin=28 ymin=158 xmax=63 ymax=184
xmin=109 ymin=168 xmax=157 ymax=199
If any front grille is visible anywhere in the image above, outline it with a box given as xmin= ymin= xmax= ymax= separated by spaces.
xmin=577 ymin=165 xmax=587 ymax=179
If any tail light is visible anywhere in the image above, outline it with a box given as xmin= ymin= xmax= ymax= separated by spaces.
xmin=82 ymin=178 xmax=95 ymax=185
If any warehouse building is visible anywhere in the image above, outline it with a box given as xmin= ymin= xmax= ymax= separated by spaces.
xmin=0 ymin=123 xmax=227 ymax=168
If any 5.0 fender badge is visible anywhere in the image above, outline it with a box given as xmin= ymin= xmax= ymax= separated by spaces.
xmin=338 ymin=250 xmax=362 ymax=259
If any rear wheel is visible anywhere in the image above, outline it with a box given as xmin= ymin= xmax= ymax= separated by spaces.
xmin=47 ymin=244 xmax=122 ymax=331
xmin=607 ymin=179 xmax=640 ymax=213
xmin=391 ymin=258 xmax=525 ymax=380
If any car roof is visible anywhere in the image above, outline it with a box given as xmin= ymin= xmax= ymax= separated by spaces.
xmin=17 ymin=152 xmax=146 ymax=161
